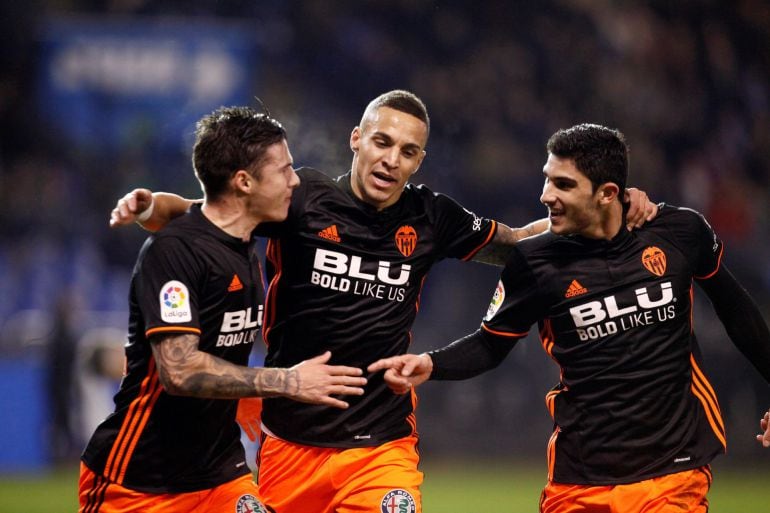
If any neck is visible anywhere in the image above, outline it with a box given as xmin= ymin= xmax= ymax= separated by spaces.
xmin=582 ymin=201 xmax=624 ymax=240
xmin=201 ymin=198 xmax=257 ymax=242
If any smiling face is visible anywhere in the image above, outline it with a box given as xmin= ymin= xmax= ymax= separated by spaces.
xmin=540 ymin=153 xmax=621 ymax=239
xmin=349 ymin=106 xmax=427 ymax=210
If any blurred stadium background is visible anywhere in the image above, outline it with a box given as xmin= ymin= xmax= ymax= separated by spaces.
xmin=1 ymin=0 xmax=769 ymax=510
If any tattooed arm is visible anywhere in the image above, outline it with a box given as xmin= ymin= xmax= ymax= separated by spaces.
xmin=150 ymin=333 xmax=366 ymax=409
xmin=471 ymin=219 xmax=549 ymax=266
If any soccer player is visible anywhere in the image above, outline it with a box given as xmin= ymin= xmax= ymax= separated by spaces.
xmin=369 ymin=123 xmax=770 ymax=513
xmin=79 ymin=106 xmax=367 ymax=513
xmin=110 ymin=92 xmax=657 ymax=513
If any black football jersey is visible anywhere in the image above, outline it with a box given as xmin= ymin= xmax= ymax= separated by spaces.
xmin=256 ymin=168 xmax=497 ymax=447
xmin=482 ymin=204 xmax=726 ymax=484
xmin=81 ymin=204 xmax=264 ymax=492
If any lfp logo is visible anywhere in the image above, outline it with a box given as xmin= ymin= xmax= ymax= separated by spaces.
xmin=160 ymin=280 xmax=192 ymax=322
xmin=163 ymin=284 xmax=187 ymax=308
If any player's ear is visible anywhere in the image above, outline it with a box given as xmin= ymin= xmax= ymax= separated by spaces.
xmin=597 ymin=182 xmax=620 ymax=205
xmin=350 ymin=127 xmax=361 ymax=153
xmin=232 ymin=169 xmax=252 ymax=193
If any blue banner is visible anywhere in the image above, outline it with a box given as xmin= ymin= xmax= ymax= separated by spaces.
xmin=37 ymin=17 xmax=260 ymax=150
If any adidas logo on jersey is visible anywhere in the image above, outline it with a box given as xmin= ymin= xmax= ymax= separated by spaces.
xmin=318 ymin=224 xmax=341 ymax=242
xmin=228 ymin=274 xmax=244 ymax=292
xmin=565 ymin=279 xmax=588 ymax=298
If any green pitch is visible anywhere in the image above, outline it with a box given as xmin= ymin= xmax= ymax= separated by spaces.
xmin=0 ymin=460 xmax=767 ymax=512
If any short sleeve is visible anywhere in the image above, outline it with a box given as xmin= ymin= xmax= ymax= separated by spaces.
xmin=659 ymin=206 xmax=724 ymax=280
xmin=432 ymin=192 xmax=497 ymax=260
xmin=136 ymin=236 xmax=204 ymax=338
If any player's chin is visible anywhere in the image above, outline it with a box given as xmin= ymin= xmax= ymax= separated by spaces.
xmin=266 ymin=205 xmax=291 ymax=222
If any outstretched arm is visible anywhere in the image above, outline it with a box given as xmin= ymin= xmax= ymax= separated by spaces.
xmin=152 ymin=333 xmax=366 ymax=409
xmin=368 ymin=329 xmax=519 ymax=393
xmin=110 ymin=188 xmax=198 ymax=232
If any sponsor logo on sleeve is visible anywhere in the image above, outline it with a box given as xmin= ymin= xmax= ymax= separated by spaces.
xmin=463 ymin=207 xmax=483 ymax=231
xmin=160 ymin=280 xmax=192 ymax=322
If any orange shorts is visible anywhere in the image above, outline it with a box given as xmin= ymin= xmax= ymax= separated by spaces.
xmin=257 ymin=434 xmax=423 ymax=513
xmin=78 ymin=462 xmax=271 ymax=513
xmin=539 ymin=466 xmax=712 ymax=513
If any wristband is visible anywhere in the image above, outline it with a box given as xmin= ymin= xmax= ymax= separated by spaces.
xmin=136 ymin=196 xmax=155 ymax=224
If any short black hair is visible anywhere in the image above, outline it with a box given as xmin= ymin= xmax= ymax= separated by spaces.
xmin=362 ymin=90 xmax=430 ymax=138
xmin=546 ymin=123 xmax=628 ymax=193
xmin=192 ymin=106 xmax=287 ymax=200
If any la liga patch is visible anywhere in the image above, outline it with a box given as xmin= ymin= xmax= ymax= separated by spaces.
xmin=160 ymin=280 xmax=192 ymax=323
xmin=380 ymin=489 xmax=416 ymax=513
xmin=484 ymin=279 xmax=505 ymax=321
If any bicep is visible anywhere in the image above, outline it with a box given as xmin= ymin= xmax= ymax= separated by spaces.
xmin=150 ymin=333 xmax=203 ymax=385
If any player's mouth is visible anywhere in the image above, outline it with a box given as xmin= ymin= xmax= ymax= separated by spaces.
xmin=548 ymin=209 xmax=564 ymax=222
xmin=371 ymin=170 xmax=397 ymax=188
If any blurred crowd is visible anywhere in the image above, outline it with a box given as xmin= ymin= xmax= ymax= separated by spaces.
xmin=1 ymin=0 xmax=768 ymax=464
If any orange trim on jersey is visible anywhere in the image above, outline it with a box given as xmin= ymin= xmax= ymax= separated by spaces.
xmin=694 ymin=244 xmax=724 ymax=280
xmin=539 ymin=319 xmax=556 ymax=358
xmin=690 ymin=354 xmax=726 ymax=449
xmin=406 ymin=387 xmax=419 ymax=436
xmin=104 ymin=357 xmax=163 ymax=484
xmin=545 ymin=390 xmax=557 ymax=419
xmin=689 ymin=286 xmax=695 ymax=334
xmin=414 ymin=276 xmax=427 ymax=314
xmin=460 ymin=220 xmax=498 ymax=261
xmin=546 ymin=426 xmax=560 ymax=481
xmin=481 ymin=323 xmax=528 ymax=338
xmin=263 ymin=238 xmax=283 ymax=346
xmin=145 ymin=326 xmax=201 ymax=338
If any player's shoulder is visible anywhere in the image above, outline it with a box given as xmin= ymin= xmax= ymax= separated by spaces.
xmin=296 ymin=166 xmax=332 ymax=183
xmin=647 ymin=203 xmax=711 ymax=233
xmin=515 ymin=230 xmax=563 ymax=256
xmin=405 ymin=182 xmax=469 ymax=212
xmin=150 ymin=205 xmax=209 ymax=249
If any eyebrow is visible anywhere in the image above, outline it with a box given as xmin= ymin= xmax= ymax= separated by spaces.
xmin=373 ymin=131 xmax=422 ymax=150
xmin=543 ymin=170 xmax=578 ymax=185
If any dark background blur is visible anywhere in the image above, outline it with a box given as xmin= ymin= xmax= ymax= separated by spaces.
xmin=0 ymin=0 xmax=768 ymax=474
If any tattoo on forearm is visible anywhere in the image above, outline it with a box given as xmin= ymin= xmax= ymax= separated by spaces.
xmin=152 ymin=333 xmax=296 ymax=399
xmin=472 ymin=221 xmax=546 ymax=266
xmin=255 ymin=368 xmax=300 ymax=397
